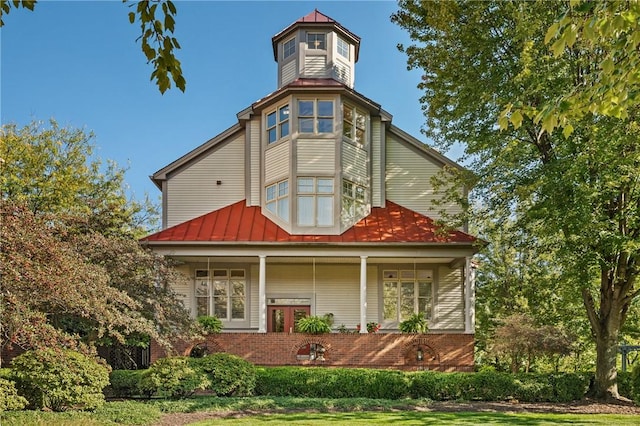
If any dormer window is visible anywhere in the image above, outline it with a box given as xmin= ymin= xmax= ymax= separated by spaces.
xmin=337 ymin=37 xmax=349 ymax=59
xmin=306 ymin=33 xmax=326 ymax=50
xmin=298 ymin=100 xmax=334 ymax=134
xmin=283 ymin=37 xmax=296 ymax=59
xmin=267 ymin=104 xmax=290 ymax=144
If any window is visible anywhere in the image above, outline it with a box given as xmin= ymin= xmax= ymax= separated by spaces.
xmin=343 ymin=104 xmax=366 ymax=145
xmin=297 ymin=177 xmax=334 ymax=227
xmin=266 ymin=179 xmax=289 ymax=222
xmin=298 ymin=99 xmax=333 ymax=134
xmin=266 ymin=104 xmax=290 ymax=144
xmin=337 ymin=37 xmax=349 ymax=59
xmin=283 ymin=37 xmax=296 ymax=59
xmin=342 ymin=180 xmax=366 ymax=222
xmin=306 ymin=33 xmax=326 ymax=49
xmin=383 ymin=269 xmax=432 ymax=322
xmin=195 ymin=269 xmax=246 ymax=320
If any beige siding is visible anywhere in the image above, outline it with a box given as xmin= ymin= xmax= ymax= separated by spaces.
xmin=304 ymin=55 xmax=327 ymax=77
xmin=371 ymin=118 xmax=382 ymax=206
xmin=250 ymin=118 xmax=261 ymax=206
xmin=281 ymin=60 xmax=297 ymax=86
xmin=342 ymin=142 xmax=367 ymax=182
xmin=297 ymin=139 xmax=335 ymax=174
xmin=436 ymin=266 xmax=464 ymax=330
xmin=265 ymin=141 xmax=290 ymax=184
xmin=172 ymin=265 xmax=193 ymax=316
xmin=332 ymin=58 xmax=351 ymax=86
xmin=166 ymin=134 xmax=245 ymax=227
xmin=386 ymin=134 xmax=462 ymax=221
xmin=249 ymin=263 xmax=378 ymax=329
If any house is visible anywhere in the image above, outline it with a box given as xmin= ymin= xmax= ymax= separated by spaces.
xmin=142 ymin=10 xmax=479 ymax=371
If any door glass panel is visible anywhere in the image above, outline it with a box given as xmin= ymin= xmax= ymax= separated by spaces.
xmin=271 ymin=309 xmax=285 ymax=332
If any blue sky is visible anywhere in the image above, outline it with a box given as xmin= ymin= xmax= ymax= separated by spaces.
xmin=2 ymin=0 xmax=432 ymax=202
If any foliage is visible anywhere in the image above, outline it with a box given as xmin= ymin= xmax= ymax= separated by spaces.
xmin=139 ymin=357 xmax=209 ymax=399
xmin=296 ymin=316 xmax=332 ymax=334
xmin=398 ymin=313 xmax=429 ymax=334
xmin=0 ymin=121 xmax=197 ymax=361
xmin=632 ymin=364 xmax=640 ymax=404
xmin=11 ymin=349 xmax=109 ymax=411
xmin=0 ymin=378 xmax=27 ymax=412
xmin=393 ymin=0 xmax=640 ymax=399
xmin=489 ymin=313 xmax=575 ymax=373
xmin=107 ymin=370 xmax=149 ymax=399
xmin=0 ymin=1 xmax=185 ymax=93
xmin=197 ymin=316 xmax=223 ymax=334
xmin=254 ymin=367 xmax=409 ymax=399
xmin=191 ymin=353 xmax=256 ymax=396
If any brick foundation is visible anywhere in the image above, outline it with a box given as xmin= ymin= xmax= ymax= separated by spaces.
xmin=151 ymin=332 xmax=474 ymax=372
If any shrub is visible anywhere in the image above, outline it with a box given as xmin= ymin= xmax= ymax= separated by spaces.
xmin=197 ymin=316 xmax=223 ymax=334
xmin=107 ymin=370 xmax=149 ymax=398
xmin=139 ymin=357 xmax=209 ymax=399
xmin=255 ymin=367 xmax=408 ymax=399
xmin=631 ymin=364 xmax=640 ymax=403
xmin=11 ymin=349 xmax=109 ymax=411
xmin=0 ymin=378 xmax=28 ymax=412
xmin=296 ymin=316 xmax=332 ymax=334
xmin=399 ymin=313 xmax=429 ymax=334
xmin=191 ymin=353 xmax=256 ymax=396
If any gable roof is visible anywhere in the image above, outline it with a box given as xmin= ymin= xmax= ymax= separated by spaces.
xmin=141 ymin=200 xmax=476 ymax=245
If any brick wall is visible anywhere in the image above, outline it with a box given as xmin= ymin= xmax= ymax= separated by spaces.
xmin=151 ymin=332 xmax=474 ymax=372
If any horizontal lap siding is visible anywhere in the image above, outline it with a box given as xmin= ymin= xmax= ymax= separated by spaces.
xmin=166 ymin=134 xmax=245 ymax=227
xmin=265 ymin=141 xmax=290 ymax=183
xmin=281 ymin=60 xmax=297 ymax=86
xmin=249 ymin=264 xmax=378 ymax=329
xmin=385 ymin=134 xmax=462 ymax=221
xmin=436 ymin=266 xmax=464 ymax=330
xmin=297 ymin=139 xmax=334 ymax=174
xmin=342 ymin=141 xmax=367 ymax=182
xmin=304 ymin=55 xmax=327 ymax=77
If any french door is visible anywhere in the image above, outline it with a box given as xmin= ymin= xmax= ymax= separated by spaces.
xmin=267 ymin=305 xmax=310 ymax=333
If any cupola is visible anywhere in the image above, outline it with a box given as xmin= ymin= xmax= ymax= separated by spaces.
xmin=271 ymin=9 xmax=361 ymax=89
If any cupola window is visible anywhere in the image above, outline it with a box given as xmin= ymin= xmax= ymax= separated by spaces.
xmin=283 ymin=37 xmax=296 ymax=59
xmin=306 ymin=33 xmax=326 ymax=50
xmin=337 ymin=37 xmax=350 ymax=59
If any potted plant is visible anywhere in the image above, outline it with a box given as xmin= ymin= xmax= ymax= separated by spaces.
xmin=399 ymin=313 xmax=429 ymax=334
xmin=296 ymin=315 xmax=332 ymax=334
xmin=356 ymin=322 xmax=381 ymax=333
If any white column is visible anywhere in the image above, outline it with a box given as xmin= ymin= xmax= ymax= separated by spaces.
xmin=464 ymin=257 xmax=476 ymax=333
xmin=258 ymin=255 xmax=267 ymax=333
xmin=360 ymin=255 xmax=368 ymax=334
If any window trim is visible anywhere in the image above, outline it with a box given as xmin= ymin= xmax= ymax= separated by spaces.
xmin=265 ymin=179 xmax=289 ymax=223
xmin=296 ymin=177 xmax=335 ymax=227
xmin=382 ymin=269 xmax=433 ymax=323
xmin=297 ymin=99 xmax=334 ymax=135
xmin=195 ymin=268 xmax=247 ymax=321
xmin=266 ymin=103 xmax=290 ymax=144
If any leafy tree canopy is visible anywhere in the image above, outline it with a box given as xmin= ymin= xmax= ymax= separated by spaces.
xmin=0 ymin=0 xmax=184 ymax=93
xmin=393 ymin=0 xmax=640 ymax=399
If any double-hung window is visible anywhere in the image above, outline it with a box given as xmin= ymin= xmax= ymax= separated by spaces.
xmin=343 ymin=104 xmax=366 ymax=145
xmin=266 ymin=179 xmax=289 ymax=222
xmin=297 ymin=177 xmax=334 ymax=227
xmin=283 ymin=37 xmax=296 ymax=59
xmin=342 ymin=180 xmax=366 ymax=222
xmin=383 ymin=269 xmax=433 ymax=322
xmin=267 ymin=104 xmax=290 ymax=144
xmin=298 ymin=100 xmax=333 ymax=134
xmin=195 ymin=269 xmax=246 ymax=320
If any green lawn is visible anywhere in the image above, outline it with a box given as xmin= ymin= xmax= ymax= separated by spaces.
xmin=2 ymin=397 xmax=639 ymax=426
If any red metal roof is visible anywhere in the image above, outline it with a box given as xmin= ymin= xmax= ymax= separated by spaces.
xmin=142 ymin=200 xmax=476 ymax=245
xmin=297 ymin=9 xmax=335 ymax=23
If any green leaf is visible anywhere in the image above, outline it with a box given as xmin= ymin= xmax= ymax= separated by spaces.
xmin=544 ymin=22 xmax=559 ymax=44
xmin=510 ymin=110 xmax=523 ymax=129
xmin=601 ymin=57 xmax=614 ymax=75
xmin=562 ymin=123 xmax=574 ymax=139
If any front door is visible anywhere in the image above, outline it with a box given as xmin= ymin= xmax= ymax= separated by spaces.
xmin=267 ymin=305 xmax=310 ymax=333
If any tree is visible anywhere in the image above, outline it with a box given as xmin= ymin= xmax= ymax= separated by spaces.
xmin=0 ymin=121 xmax=196 ymax=363
xmin=0 ymin=0 xmax=185 ymax=93
xmin=393 ymin=0 xmax=640 ymax=399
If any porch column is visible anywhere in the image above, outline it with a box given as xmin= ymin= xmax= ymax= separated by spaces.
xmin=258 ymin=255 xmax=267 ymax=333
xmin=359 ymin=255 xmax=368 ymax=334
xmin=464 ymin=257 xmax=476 ymax=333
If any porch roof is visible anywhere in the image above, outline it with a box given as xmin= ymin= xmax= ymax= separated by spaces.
xmin=141 ymin=200 xmax=477 ymax=245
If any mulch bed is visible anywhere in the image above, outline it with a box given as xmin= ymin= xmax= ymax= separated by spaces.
xmin=152 ymin=399 xmax=640 ymax=426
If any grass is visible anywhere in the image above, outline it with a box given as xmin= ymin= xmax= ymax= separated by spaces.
xmin=1 ymin=397 xmax=639 ymax=426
